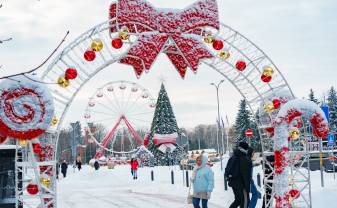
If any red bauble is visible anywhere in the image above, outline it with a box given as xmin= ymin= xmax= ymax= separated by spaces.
xmin=273 ymin=99 xmax=281 ymax=109
xmin=32 ymin=143 xmax=42 ymax=154
xmin=143 ymin=138 xmax=148 ymax=146
xmin=84 ymin=50 xmax=96 ymax=61
xmin=265 ymin=127 xmax=275 ymax=136
xmin=245 ymin=129 xmax=253 ymax=137
xmin=27 ymin=184 xmax=39 ymax=195
xmin=236 ymin=60 xmax=247 ymax=71
xmin=111 ymin=38 xmax=123 ymax=49
xmin=288 ymin=189 xmax=300 ymax=199
xmin=212 ymin=39 xmax=224 ymax=50
xmin=261 ymin=74 xmax=272 ymax=83
xmin=65 ymin=68 xmax=78 ymax=80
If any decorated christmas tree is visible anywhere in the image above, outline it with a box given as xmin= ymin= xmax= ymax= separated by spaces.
xmin=148 ymin=84 xmax=185 ymax=166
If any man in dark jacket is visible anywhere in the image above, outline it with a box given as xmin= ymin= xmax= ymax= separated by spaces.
xmin=226 ymin=142 xmax=252 ymax=208
xmin=61 ymin=160 xmax=68 ymax=178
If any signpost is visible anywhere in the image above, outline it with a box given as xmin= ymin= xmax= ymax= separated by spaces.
xmin=245 ymin=129 xmax=253 ymax=146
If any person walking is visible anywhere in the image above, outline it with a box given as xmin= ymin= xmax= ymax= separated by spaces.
xmin=61 ymin=160 xmax=68 ymax=178
xmin=76 ymin=158 xmax=82 ymax=171
xmin=225 ymin=141 xmax=252 ymax=208
xmin=56 ymin=161 xmax=60 ymax=179
xmin=94 ymin=160 xmax=100 ymax=171
xmin=191 ymin=154 xmax=214 ymax=208
xmin=130 ymin=158 xmax=139 ymax=180
xmin=247 ymin=148 xmax=261 ymax=208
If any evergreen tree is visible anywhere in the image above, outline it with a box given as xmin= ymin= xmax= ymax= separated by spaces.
xmin=148 ymin=84 xmax=184 ymax=165
xmin=308 ymin=89 xmax=319 ymax=104
xmin=234 ymin=100 xmax=260 ymax=150
xmin=327 ymin=87 xmax=337 ymax=132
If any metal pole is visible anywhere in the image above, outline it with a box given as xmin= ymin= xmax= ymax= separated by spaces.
xmin=319 ymin=138 xmax=324 ymax=187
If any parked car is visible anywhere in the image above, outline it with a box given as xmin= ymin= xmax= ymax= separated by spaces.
xmin=180 ymin=158 xmax=196 ymax=170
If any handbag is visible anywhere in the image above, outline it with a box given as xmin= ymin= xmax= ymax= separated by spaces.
xmin=187 ymin=181 xmax=193 ymax=204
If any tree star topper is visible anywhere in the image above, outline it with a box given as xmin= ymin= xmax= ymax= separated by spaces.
xmin=109 ymin=0 xmax=220 ymax=78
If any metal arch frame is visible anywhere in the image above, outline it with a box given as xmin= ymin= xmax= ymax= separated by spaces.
xmin=84 ymin=80 xmax=155 ymax=156
xmin=36 ymin=19 xmax=296 ymax=208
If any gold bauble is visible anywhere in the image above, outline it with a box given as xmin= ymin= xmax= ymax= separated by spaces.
xmin=219 ymin=50 xmax=230 ymax=59
xmin=51 ymin=117 xmax=58 ymax=126
xmin=263 ymin=103 xmax=274 ymax=113
xmin=119 ymin=32 xmax=129 ymax=40
xmin=18 ymin=140 xmax=28 ymax=146
xmin=90 ymin=39 xmax=104 ymax=52
xmin=57 ymin=77 xmax=70 ymax=88
xmin=40 ymin=177 xmax=51 ymax=188
xmin=263 ymin=66 xmax=274 ymax=77
xmin=204 ymin=35 xmax=213 ymax=44
xmin=289 ymin=128 xmax=300 ymax=140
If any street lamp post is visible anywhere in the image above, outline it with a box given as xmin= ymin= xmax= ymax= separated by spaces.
xmin=211 ymin=80 xmax=225 ymax=171
xmin=211 ymin=80 xmax=225 ymax=154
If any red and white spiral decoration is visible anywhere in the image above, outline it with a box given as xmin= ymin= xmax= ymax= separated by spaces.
xmin=273 ymin=99 xmax=329 ymax=208
xmin=0 ymin=75 xmax=54 ymax=140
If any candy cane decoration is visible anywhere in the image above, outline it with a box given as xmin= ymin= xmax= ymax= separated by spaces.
xmin=0 ymin=75 xmax=54 ymax=140
xmin=273 ymin=99 xmax=329 ymax=208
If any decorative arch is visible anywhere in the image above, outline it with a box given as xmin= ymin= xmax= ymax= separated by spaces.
xmin=36 ymin=0 xmax=298 ymax=207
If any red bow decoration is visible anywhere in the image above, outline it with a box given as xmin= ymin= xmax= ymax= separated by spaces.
xmin=109 ymin=0 xmax=219 ymax=78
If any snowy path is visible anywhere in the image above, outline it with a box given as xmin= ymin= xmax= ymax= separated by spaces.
xmin=57 ymin=164 xmax=337 ymax=208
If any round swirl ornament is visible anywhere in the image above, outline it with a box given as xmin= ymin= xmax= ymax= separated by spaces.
xmin=0 ymin=75 xmax=54 ymax=140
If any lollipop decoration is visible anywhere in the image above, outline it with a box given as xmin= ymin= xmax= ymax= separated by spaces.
xmin=0 ymin=75 xmax=54 ymax=140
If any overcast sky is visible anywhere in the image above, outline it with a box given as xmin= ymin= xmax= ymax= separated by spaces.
xmin=1 ymin=0 xmax=337 ymax=130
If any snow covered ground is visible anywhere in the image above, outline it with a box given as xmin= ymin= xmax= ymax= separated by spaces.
xmin=57 ymin=163 xmax=337 ymax=208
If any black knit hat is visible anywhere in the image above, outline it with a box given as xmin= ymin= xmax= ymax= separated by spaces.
xmin=238 ymin=141 xmax=249 ymax=150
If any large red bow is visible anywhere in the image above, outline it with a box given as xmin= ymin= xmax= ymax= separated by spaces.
xmin=109 ymin=0 xmax=219 ymax=78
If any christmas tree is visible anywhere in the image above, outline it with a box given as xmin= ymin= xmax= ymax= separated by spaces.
xmin=308 ymin=89 xmax=319 ymax=104
xmin=234 ymin=99 xmax=260 ymax=150
xmin=148 ymin=83 xmax=184 ymax=166
xmin=327 ymin=87 xmax=337 ymax=133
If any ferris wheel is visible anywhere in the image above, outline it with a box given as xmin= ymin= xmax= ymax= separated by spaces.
xmin=84 ymin=81 xmax=156 ymax=158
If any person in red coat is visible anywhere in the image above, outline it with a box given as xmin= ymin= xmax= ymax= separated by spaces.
xmin=130 ymin=158 xmax=139 ymax=180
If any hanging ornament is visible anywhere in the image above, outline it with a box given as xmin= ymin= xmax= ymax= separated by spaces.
xmin=40 ymin=175 xmax=51 ymax=188
xmin=88 ymin=99 xmax=95 ymax=107
xmin=273 ymin=99 xmax=281 ymax=109
xmin=261 ymin=74 xmax=272 ymax=83
xmin=131 ymin=85 xmax=138 ymax=92
xmin=263 ymin=103 xmax=275 ymax=113
xmin=289 ymin=128 xmax=300 ymax=140
xmin=111 ymin=38 xmax=123 ymax=49
xmin=32 ymin=143 xmax=42 ymax=154
xmin=90 ymin=39 xmax=104 ymax=52
xmin=263 ymin=66 xmax=274 ymax=77
xmin=118 ymin=27 xmax=130 ymax=40
xmin=57 ymin=76 xmax=70 ymax=88
xmin=84 ymin=50 xmax=96 ymax=61
xmin=212 ymin=39 xmax=224 ymax=50
xmin=27 ymin=184 xmax=39 ymax=195
xmin=235 ymin=60 xmax=247 ymax=71
xmin=219 ymin=50 xmax=230 ymax=60
xmin=141 ymin=91 xmax=149 ymax=99
xmin=84 ymin=113 xmax=91 ymax=119
xmin=51 ymin=116 xmax=58 ymax=126
xmin=96 ymin=91 xmax=103 ymax=98
xmin=18 ymin=139 xmax=28 ymax=146
xmin=288 ymin=189 xmax=300 ymax=199
xmin=119 ymin=83 xmax=126 ymax=90
xmin=64 ymin=68 xmax=78 ymax=80
xmin=204 ymin=34 xmax=213 ymax=44
xmin=149 ymin=102 xmax=156 ymax=108
xmin=265 ymin=127 xmax=275 ymax=137
xmin=107 ymin=85 xmax=114 ymax=92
